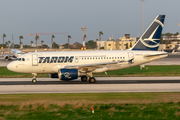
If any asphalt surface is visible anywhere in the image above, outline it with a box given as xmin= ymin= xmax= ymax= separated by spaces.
xmin=1 ymin=77 xmax=180 ymax=94
xmin=1 ymin=77 xmax=180 ymax=85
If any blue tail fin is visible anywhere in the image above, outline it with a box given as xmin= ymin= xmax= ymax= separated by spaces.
xmin=131 ymin=15 xmax=165 ymax=51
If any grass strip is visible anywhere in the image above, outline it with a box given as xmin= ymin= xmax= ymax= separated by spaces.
xmin=0 ymin=93 xmax=180 ymax=105
xmin=0 ymin=93 xmax=180 ymax=119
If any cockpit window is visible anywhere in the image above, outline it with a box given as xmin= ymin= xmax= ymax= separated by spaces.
xmin=14 ymin=58 xmax=25 ymax=61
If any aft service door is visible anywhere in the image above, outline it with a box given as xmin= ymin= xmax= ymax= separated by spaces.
xmin=32 ymin=54 xmax=38 ymax=66
xmin=128 ymin=52 xmax=134 ymax=63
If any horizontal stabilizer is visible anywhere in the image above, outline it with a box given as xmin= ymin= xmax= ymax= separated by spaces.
xmin=144 ymin=52 xmax=168 ymax=57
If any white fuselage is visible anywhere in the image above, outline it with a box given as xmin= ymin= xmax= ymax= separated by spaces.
xmin=10 ymin=49 xmax=23 ymax=58
xmin=7 ymin=50 xmax=168 ymax=74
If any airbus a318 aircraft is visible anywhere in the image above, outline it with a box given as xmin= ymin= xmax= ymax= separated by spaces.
xmin=7 ymin=15 xmax=167 ymax=83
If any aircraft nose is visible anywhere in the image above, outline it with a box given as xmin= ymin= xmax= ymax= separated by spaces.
xmin=7 ymin=62 xmax=15 ymax=71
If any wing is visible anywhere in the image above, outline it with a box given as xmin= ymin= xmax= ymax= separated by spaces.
xmin=64 ymin=59 xmax=134 ymax=72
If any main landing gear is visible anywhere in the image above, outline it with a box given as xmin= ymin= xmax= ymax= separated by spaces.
xmin=89 ymin=77 xmax=96 ymax=83
xmin=81 ymin=75 xmax=96 ymax=83
xmin=32 ymin=73 xmax=37 ymax=83
xmin=81 ymin=76 xmax=88 ymax=82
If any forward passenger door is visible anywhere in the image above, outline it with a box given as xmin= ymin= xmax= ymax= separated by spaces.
xmin=32 ymin=54 xmax=38 ymax=66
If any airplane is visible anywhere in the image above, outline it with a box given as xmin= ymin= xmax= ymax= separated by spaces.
xmin=4 ymin=49 xmax=23 ymax=61
xmin=4 ymin=36 xmax=23 ymax=61
xmin=163 ymin=45 xmax=180 ymax=53
xmin=7 ymin=15 xmax=167 ymax=83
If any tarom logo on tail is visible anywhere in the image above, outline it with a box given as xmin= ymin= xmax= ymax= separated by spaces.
xmin=131 ymin=15 xmax=165 ymax=51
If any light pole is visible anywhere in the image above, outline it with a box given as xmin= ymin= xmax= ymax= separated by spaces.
xmin=81 ymin=27 xmax=86 ymax=50
xmin=141 ymin=0 xmax=146 ymax=33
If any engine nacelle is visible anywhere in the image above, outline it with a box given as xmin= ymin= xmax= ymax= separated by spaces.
xmin=58 ymin=69 xmax=78 ymax=80
xmin=4 ymin=55 xmax=10 ymax=60
xmin=49 ymin=73 xmax=58 ymax=78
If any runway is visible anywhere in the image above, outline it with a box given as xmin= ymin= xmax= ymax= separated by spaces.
xmin=1 ymin=77 xmax=180 ymax=94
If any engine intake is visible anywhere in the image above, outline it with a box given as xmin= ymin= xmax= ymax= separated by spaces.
xmin=4 ymin=55 xmax=10 ymax=60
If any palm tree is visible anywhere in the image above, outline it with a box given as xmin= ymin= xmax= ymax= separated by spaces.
xmin=161 ymin=33 xmax=164 ymax=44
xmin=51 ymin=35 xmax=55 ymax=48
xmin=174 ymin=32 xmax=179 ymax=43
xmin=96 ymin=38 xmax=98 ymax=49
xmin=67 ymin=35 xmax=71 ymax=49
xmin=35 ymin=35 xmax=39 ymax=49
xmin=5 ymin=41 xmax=8 ymax=48
xmin=3 ymin=34 xmax=6 ymax=48
xmin=19 ymin=35 xmax=23 ymax=49
xmin=30 ymin=41 xmax=33 ymax=48
xmin=99 ymin=31 xmax=103 ymax=49
xmin=41 ymin=40 xmax=44 ymax=48
xmin=8 ymin=41 xmax=11 ymax=48
xmin=20 ymin=42 xmax=23 ymax=47
xmin=165 ymin=32 xmax=173 ymax=48
xmin=84 ymin=34 xmax=87 ymax=40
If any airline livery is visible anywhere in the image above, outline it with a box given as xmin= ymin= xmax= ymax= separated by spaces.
xmin=7 ymin=15 xmax=167 ymax=83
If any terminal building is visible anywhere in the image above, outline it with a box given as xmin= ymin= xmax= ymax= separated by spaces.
xmin=159 ymin=35 xmax=180 ymax=51
xmin=96 ymin=34 xmax=137 ymax=50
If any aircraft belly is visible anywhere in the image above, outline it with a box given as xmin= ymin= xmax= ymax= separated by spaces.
xmin=107 ymin=64 xmax=129 ymax=71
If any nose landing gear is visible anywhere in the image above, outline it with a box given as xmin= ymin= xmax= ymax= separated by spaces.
xmin=32 ymin=73 xmax=37 ymax=83
xmin=32 ymin=78 xmax=37 ymax=83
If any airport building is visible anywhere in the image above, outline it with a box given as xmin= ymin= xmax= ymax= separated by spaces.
xmin=159 ymin=35 xmax=180 ymax=51
xmin=97 ymin=34 xmax=137 ymax=50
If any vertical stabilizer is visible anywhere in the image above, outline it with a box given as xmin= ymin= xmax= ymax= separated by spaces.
xmin=131 ymin=15 xmax=165 ymax=51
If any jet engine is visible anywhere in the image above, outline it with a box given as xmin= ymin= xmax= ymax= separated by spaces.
xmin=58 ymin=69 xmax=86 ymax=80
xmin=4 ymin=55 xmax=11 ymax=61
